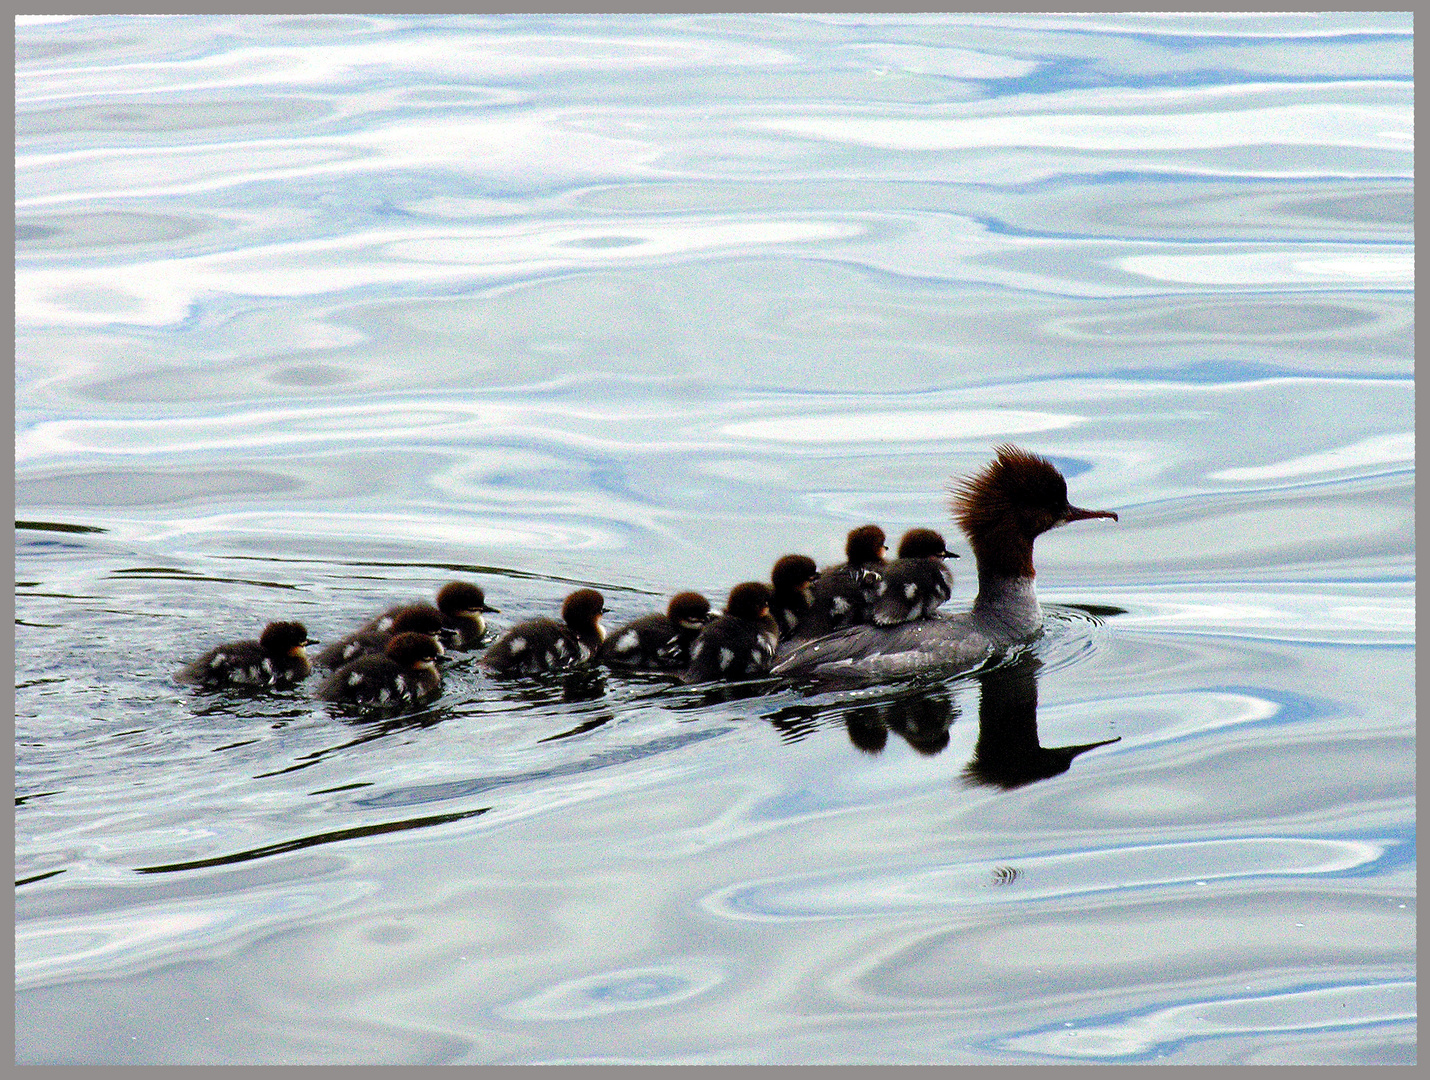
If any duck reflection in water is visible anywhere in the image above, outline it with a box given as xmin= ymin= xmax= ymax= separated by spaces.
xmin=961 ymin=653 xmax=1119 ymax=789
xmin=767 ymin=651 xmax=1118 ymax=788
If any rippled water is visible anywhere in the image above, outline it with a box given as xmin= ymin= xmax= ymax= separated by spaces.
xmin=15 ymin=13 xmax=1414 ymax=1065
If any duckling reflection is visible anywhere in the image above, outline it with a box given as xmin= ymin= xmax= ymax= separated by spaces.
xmin=841 ymin=686 xmax=959 ymax=756
xmin=961 ymin=653 xmax=1120 ymax=789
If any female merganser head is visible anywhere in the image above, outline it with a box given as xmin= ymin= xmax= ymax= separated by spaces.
xmin=773 ymin=445 xmax=1118 ymax=679
xmin=317 ymin=603 xmax=446 ymax=670
xmin=435 ymin=580 xmax=499 ymax=650
xmin=600 ymin=590 xmax=714 ymax=670
xmin=316 ymin=630 xmax=444 ymax=708
xmin=684 ymin=581 xmax=780 ymax=683
xmin=176 ymin=620 xmax=317 ymax=690
xmin=480 ymin=588 xmax=607 ymax=676
xmin=769 ymin=554 xmax=820 ymax=640
xmin=868 ymin=528 xmax=960 ymax=627
xmin=953 ymin=444 xmax=1118 ymax=606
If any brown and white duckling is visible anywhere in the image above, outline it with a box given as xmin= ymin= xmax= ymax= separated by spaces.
xmin=480 ymin=588 xmax=607 ymax=676
xmin=868 ymin=527 xmax=959 ymax=626
xmin=317 ymin=603 xmax=445 ymax=670
xmin=768 ymin=554 xmax=820 ymax=642
xmin=600 ymin=591 xmax=715 ymax=671
xmin=176 ymin=620 xmax=317 ymax=690
xmin=684 ymin=581 xmax=780 ymax=683
xmin=316 ymin=631 xmax=444 ymax=708
xmin=789 ymin=524 xmax=888 ymax=640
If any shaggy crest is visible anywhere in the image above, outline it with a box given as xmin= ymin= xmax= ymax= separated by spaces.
xmin=949 ymin=445 xmax=1067 ymax=542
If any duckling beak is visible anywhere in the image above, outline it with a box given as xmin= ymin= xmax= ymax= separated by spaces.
xmin=1062 ymin=505 xmax=1119 ymax=524
xmin=480 ymin=603 xmax=500 ymax=613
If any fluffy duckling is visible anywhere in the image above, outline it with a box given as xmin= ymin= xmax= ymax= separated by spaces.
xmin=480 ymin=588 xmax=607 ymax=676
xmin=316 ymin=631 xmax=444 ymax=708
xmin=868 ymin=527 xmax=959 ymax=626
xmin=684 ymin=581 xmax=780 ymax=683
xmin=176 ymin=620 xmax=316 ymax=690
xmin=317 ymin=603 xmax=445 ymax=670
xmin=435 ymin=580 xmax=499 ymax=649
xmin=600 ymin=591 xmax=715 ymax=671
xmin=769 ymin=554 xmax=820 ymax=642
xmin=791 ymin=524 xmax=888 ymax=640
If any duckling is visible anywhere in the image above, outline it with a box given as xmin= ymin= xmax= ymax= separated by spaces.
xmin=684 ymin=581 xmax=780 ymax=683
xmin=789 ymin=524 xmax=888 ymax=640
xmin=480 ymin=588 xmax=607 ymax=676
xmin=176 ymin=621 xmax=317 ymax=690
xmin=316 ymin=603 xmax=445 ymax=670
xmin=600 ymin=591 xmax=714 ymax=670
xmin=434 ymin=580 xmax=499 ymax=649
xmin=768 ymin=554 xmax=820 ymax=642
xmin=316 ymin=631 xmax=444 ymax=708
xmin=869 ymin=528 xmax=959 ymax=626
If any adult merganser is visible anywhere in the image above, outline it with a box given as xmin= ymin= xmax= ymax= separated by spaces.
xmin=768 ymin=554 xmax=820 ymax=642
xmin=176 ymin=620 xmax=317 ymax=689
xmin=788 ymin=524 xmax=888 ymax=640
xmin=480 ymin=588 xmax=606 ymax=676
xmin=868 ymin=528 xmax=959 ymax=626
xmin=316 ymin=631 xmax=444 ymax=708
xmin=317 ymin=603 xmax=446 ymax=670
xmin=684 ymin=581 xmax=780 ymax=683
xmin=600 ymin=591 xmax=714 ymax=670
xmin=772 ymin=445 xmax=1118 ymax=679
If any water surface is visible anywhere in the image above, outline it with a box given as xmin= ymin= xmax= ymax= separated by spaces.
xmin=15 ymin=13 xmax=1414 ymax=1065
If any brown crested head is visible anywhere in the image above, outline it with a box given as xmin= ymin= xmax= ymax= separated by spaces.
xmin=771 ymin=554 xmax=819 ymax=593
xmin=384 ymin=631 xmax=443 ymax=666
xmin=561 ymin=588 xmax=607 ymax=630
xmin=667 ymin=591 xmax=714 ymax=629
xmin=896 ymin=527 xmax=957 ymax=560
xmin=725 ymin=581 xmax=775 ymax=620
xmin=949 ymin=445 xmax=1117 ymax=575
xmin=845 ymin=524 xmax=888 ymax=566
xmin=436 ymin=580 xmax=497 ymax=615
xmin=259 ymin=621 xmax=313 ymax=654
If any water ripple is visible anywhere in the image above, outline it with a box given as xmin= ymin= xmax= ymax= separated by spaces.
xmin=704 ymin=835 xmax=1393 ymax=922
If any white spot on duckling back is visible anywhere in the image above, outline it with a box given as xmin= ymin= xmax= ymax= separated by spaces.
xmin=719 ymin=647 xmax=735 ymax=671
xmin=831 ymin=596 xmax=851 ymax=615
xmin=508 ymin=637 xmax=527 ymax=655
xmin=614 ymin=630 xmax=639 ymax=653
xmin=348 ymin=672 xmax=363 ymax=686
xmin=904 ymin=582 xmax=918 ymax=600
